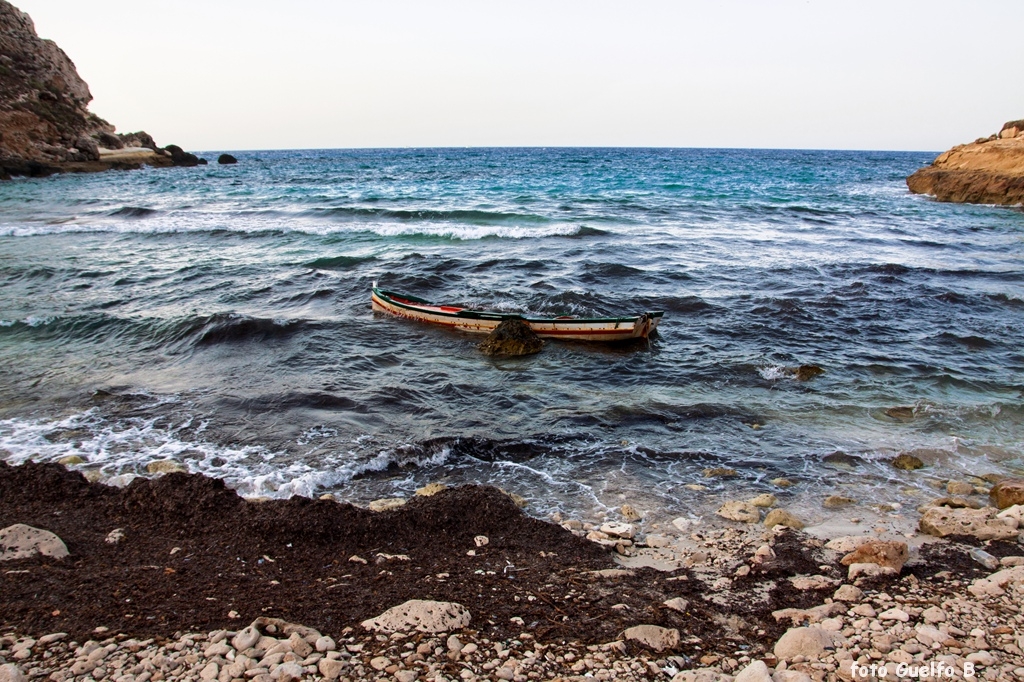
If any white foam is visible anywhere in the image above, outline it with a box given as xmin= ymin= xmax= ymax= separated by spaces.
xmin=758 ymin=364 xmax=788 ymax=381
xmin=0 ymin=410 xmax=451 ymax=500
xmin=0 ymin=213 xmax=593 ymax=241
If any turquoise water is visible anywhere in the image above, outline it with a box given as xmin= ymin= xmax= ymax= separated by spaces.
xmin=1 ymin=148 xmax=1022 ymax=523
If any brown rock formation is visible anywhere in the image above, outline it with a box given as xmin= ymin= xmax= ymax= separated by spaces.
xmin=907 ymin=119 xmax=1024 ymax=205
xmin=0 ymin=1 xmax=177 ymax=179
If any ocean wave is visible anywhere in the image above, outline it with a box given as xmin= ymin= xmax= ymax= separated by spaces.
xmin=305 ymin=254 xmax=377 ymax=269
xmin=0 ymin=216 xmax=601 ymax=241
xmin=109 ymin=206 xmax=158 ymax=218
xmin=304 ymin=206 xmax=551 ymax=225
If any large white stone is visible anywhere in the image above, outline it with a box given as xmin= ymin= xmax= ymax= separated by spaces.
xmin=773 ymin=626 xmax=845 ymax=660
xmin=622 ymin=624 xmax=680 ymax=652
xmin=361 ymin=599 xmax=470 ymax=633
xmin=0 ymin=524 xmax=68 ymax=561
xmin=734 ymin=660 xmax=772 ymax=682
xmin=0 ymin=664 xmax=27 ymax=682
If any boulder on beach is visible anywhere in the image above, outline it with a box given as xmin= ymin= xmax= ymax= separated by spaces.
xmin=990 ymin=479 xmax=1024 ymax=509
xmin=622 ymin=624 xmax=679 ymax=652
xmin=218 ymin=153 xmax=238 ymax=164
xmin=773 ymin=625 xmax=845 ymax=661
xmin=361 ymin=599 xmax=470 ymax=633
xmin=919 ymin=506 xmax=1017 ymax=541
xmin=0 ymin=523 xmax=69 ymax=561
xmin=478 ymin=318 xmax=542 ymax=357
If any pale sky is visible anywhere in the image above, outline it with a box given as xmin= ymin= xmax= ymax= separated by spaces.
xmin=15 ymin=0 xmax=1024 ymax=152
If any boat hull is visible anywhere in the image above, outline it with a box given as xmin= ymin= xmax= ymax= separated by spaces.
xmin=371 ymin=288 xmax=661 ymax=341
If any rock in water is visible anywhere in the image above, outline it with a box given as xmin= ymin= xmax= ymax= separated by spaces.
xmin=164 ymin=144 xmax=200 ymax=167
xmin=478 ymin=318 xmax=542 ymax=357
xmin=218 ymin=153 xmax=238 ymax=164
xmin=792 ymin=365 xmax=824 ymax=381
xmin=891 ymin=453 xmax=924 ymax=470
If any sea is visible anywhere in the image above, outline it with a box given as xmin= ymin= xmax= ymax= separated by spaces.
xmin=1 ymin=148 xmax=1022 ymax=529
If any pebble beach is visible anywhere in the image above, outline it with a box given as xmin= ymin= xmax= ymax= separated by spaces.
xmin=2 ymin=463 xmax=1024 ymax=682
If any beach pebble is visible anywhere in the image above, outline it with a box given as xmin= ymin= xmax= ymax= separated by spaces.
xmin=415 ymin=482 xmax=447 ymax=497
xmin=848 ymin=562 xmax=898 ymax=581
xmin=368 ymin=498 xmax=406 ymax=512
xmin=921 ymin=606 xmax=947 ymax=623
xmin=733 ymin=659 xmax=771 ymax=682
xmin=232 ymin=626 xmax=261 ymax=651
xmin=600 ymin=522 xmax=636 ymax=539
xmin=271 ymin=661 xmax=304 ymax=680
xmin=789 ymin=575 xmax=838 ymax=590
xmin=620 ymin=504 xmax=642 ymax=521
xmin=395 ymin=670 xmax=418 ymax=682
xmin=663 ymin=597 xmax=689 ymax=613
xmin=318 ymin=658 xmax=345 ymax=679
xmin=752 ymin=544 xmax=775 ymax=565
xmin=839 ymin=540 xmax=908 ymax=571
xmin=145 ymin=459 xmax=188 ymax=474
xmin=199 ymin=662 xmax=219 ymax=680
xmin=369 ymin=656 xmax=390 ymax=671
xmin=0 ymin=664 xmax=27 ymax=682
xmin=833 ymin=584 xmax=864 ymax=602
xmin=0 ymin=524 xmax=68 ymax=561
xmin=474 ymin=535 xmax=489 ymax=547
xmin=314 ymin=636 xmax=335 ymax=652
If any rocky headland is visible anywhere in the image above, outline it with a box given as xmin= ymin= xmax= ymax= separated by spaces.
xmin=907 ymin=119 xmax=1024 ymax=205
xmin=2 ymin=461 xmax=1024 ymax=682
xmin=0 ymin=1 xmax=203 ymax=180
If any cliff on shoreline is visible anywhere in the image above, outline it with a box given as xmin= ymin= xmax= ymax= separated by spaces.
xmin=0 ymin=1 xmax=201 ymax=179
xmin=907 ymin=119 xmax=1024 ymax=205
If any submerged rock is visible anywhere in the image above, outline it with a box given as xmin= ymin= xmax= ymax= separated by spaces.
xmin=716 ymin=501 xmax=760 ymax=523
xmin=764 ymin=508 xmax=803 ymax=530
xmin=792 ymin=365 xmax=824 ymax=381
xmin=218 ymin=153 xmax=237 ymax=164
xmin=478 ymin=318 xmax=542 ymax=357
xmin=891 ymin=453 xmax=924 ymax=470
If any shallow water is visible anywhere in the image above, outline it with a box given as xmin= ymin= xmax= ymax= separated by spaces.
xmin=1 ymin=148 xmax=1022 ymax=525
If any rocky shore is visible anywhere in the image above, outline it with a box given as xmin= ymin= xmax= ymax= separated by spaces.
xmin=2 ymin=462 xmax=1024 ymax=682
xmin=906 ymin=119 xmax=1024 ymax=205
xmin=0 ymin=1 xmax=204 ymax=179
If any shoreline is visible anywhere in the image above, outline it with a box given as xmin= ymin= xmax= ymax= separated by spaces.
xmin=2 ymin=462 xmax=1022 ymax=681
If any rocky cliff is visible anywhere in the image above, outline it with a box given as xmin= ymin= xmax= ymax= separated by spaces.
xmin=0 ymin=1 xmax=188 ymax=179
xmin=907 ymin=120 xmax=1024 ymax=205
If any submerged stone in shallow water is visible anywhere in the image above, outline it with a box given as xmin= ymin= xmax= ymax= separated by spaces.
xmin=891 ymin=453 xmax=924 ymax=471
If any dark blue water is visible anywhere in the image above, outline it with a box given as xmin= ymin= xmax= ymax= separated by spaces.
xmin=1 ymin=148 xmax=1022 ymax=526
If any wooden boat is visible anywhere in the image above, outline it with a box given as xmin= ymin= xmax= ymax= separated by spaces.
xmin=371 ymin=285 xmax=663 ymax=341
